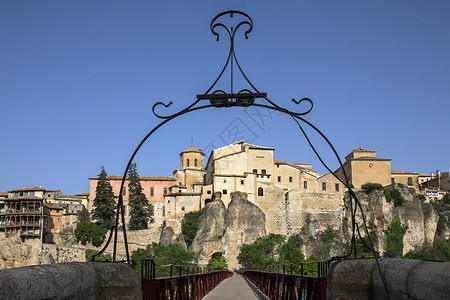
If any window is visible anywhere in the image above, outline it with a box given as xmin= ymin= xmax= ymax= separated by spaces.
xmin=194 ymin=159 xmax=198 ymax=167
xmin=408 ymin=177 xmax=413 ymax=186
xmin=163 ymin=187 xmax=168 ymax=195
xmin=24 ymin=192 xmax=28 ymax=196
xmin=167 ymin=200 xmax=170 ymax=204
xmin=222 ymin=189 xmax=227 ymax=195
xmin=289 ymin=177 xmax=293 ymax=183
xmin=391 ymin=178 xmax=395 ymax=184
xmin=150 ymin=186 xmax=154 ymax=197
xmin=278 ymin=176 xmax=281 ymax=182
xmin=122 ymin=187 xmax=126 ymax=196
xmin=14 ymin=192 xmax=18 ymax=197
xmin=335 ymin=183 xmax=339 ymax=192
xmin=181 ymin=206 xmax=185 ymax=211
xmin=303 ymin=181 xmax=308 ymax=189
xmin=258 ymin=187 xmax=264 ymax=196
xmin=261 ymin=169 xmax=266 ymax=175
xmin=223 ymin=179 xmax=227 ymax=183
xmin=186 ymin=159 xmax=190 ymax=167
xmin=30 ymin=191 xmax=34 ymax=196
xmin=253 ymin=169 xmax=257 ymax=174
xmin=322 ymin=182 xmax=327 ymax=191
xmin=241 ymin=180 xmax=244 ymax=185
xmin=207 ymin=190 xmax=211 ymax=194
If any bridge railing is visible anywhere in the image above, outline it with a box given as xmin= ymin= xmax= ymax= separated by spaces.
xmin=242 ymin=261 xmax=330 ymax=300
xmin=134 ymin=258 xmax=233 ymax=300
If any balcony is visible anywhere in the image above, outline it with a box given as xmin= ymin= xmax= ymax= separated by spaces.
xmin=20 ymin=230 xmax=40 ymax=237
xmin=6 ymin=221 xmax=21 ymax=227
xmin=21 ymin=221 xmax=40 ymax=226
xmin=21 ymin=209 xmax=41 ymax=214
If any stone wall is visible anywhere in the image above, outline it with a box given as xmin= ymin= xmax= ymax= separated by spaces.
xmin=86 ymin=226 xmax=162 ymax=256
xmin=327 ymin=258 xmax=450 ymax=300
xmin=0 ymin=262 xmax=141 ymax=300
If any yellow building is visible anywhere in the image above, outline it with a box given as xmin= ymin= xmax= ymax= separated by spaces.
xmin=334 ymin=147 xmax=392 ymax=189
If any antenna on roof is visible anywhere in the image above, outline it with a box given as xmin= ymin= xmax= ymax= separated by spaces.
xmin=191 ymin=137 xmax=194 ymax=147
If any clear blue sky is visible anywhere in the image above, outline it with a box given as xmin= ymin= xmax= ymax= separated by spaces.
xmin=1 ymin=1 xmax=449 ymax=195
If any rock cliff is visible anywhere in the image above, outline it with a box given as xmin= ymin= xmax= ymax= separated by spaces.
xmin=190 ymin=191 xmax=265 ymax=269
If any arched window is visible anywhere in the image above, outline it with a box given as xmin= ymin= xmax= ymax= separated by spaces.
xmin=408 ymin=177 xmax=413 ymax=185
xmin=258 ymin=187 xmax=264 ymax=196
xmin=186 ymin=159 xmax=190 ymax=167
xmin=194 ymin=159 xmax=198 ymax=167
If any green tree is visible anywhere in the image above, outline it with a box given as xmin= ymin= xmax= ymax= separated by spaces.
xmin=182 ymin=211 xmax=201 ymax=247
xmin=237 ymin=234 xmax=285 ymax=269
xmin=131 ymin=243 xmax=197 ymax=278
xmin=74 ymin=220 xmax=107 ymax=247
xmin=384 ymin=217 xmax=408 ymax=258
xmin=91 ymin=166 xmax=116 ymax=229
xmin=127 ymin=163 xmax=153 ymax=230
xmin=207 ymin=252 xmax=228 ymax=269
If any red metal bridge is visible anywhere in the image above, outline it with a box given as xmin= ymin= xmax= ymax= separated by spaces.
xmin=138 ymin=259 xmax=330 ymax=300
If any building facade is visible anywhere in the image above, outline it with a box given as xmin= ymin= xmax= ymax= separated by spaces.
xmin=2 ymin=187 xmax=45 ymax=239
xmin=88 ymin=175 xmax=177 ymax=222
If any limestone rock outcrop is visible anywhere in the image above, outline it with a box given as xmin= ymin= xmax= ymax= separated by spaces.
xmin=0 ymin=232 xmax=42 ymax=269
xmin=190 ymin=191 xmax=265 ymax=269
xmin=190 ymin=195 xmax=226 ymax=260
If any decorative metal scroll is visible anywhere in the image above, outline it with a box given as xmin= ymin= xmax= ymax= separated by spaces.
xmin=93 ymin=10 xmax=388 ymax=297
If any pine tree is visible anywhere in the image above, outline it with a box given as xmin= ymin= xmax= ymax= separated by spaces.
xmin=128 ymin=163 xmax=153 ymax=230
xmin=91 ymin=166 xmax=116 ymax=229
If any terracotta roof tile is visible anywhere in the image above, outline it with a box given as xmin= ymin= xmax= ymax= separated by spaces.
xmin=8 ymin=186 xmax=46 ymax=192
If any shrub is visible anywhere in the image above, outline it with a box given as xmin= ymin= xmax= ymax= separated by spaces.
xmin=361 ymin=183 xmax=384 ymax=194
xmin=85 ymin=249 xmax=112 ymax=262
xmin=182 ymin=211 xmax=201 ymax=247
xmin=343 ymin=231 xmax=378 ymax=258
xmin=404 ymin=238 xmax=450 ymax=261
xmin=397 ymin=183 xmax=404 ymax=188
xmin=131 ymin=243 xmax=197 ymax=278
xmin=431 ymin=193 xmax=450 ymax=237
xmin=321 ymin=226 xmax=338 ymax=245
xmin=384 ymin=189 xmax=405 ymax=207
xmin=416 ymin=194 xmax=426 ymax=203
xmin=384 ymin=218 xmax=408 ymax=258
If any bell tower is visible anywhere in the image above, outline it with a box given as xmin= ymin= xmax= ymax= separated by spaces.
xmin=179 ymin=140 xmax=204 ymax=170
xmin=175 ymin=140 xmax=205 ymax=192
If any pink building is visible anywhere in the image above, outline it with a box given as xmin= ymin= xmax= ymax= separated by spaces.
xmin=88 ymin=175 xmax=177 ymax=221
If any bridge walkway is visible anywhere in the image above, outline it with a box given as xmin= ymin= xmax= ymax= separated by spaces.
xmin=202 ymin=273 xmax=267 ymax=300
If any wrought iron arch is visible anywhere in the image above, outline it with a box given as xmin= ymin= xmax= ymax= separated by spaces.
xmin=92 ymin=11 xmax=388 ymax=294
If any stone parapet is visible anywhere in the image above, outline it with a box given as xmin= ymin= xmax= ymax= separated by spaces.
xmin=0 ymin=262 xmax=142 ymax=299
xmin=327 ymin=258 xmax=450 ymax=300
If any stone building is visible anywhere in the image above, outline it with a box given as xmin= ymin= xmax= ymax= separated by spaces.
xmin=2 ymin=187 xmax=45 ymax=240
xmin=165 ymin=143 xmax=206 ymax=220
xmin=88 ymin=175 xmax=177 ymax=223
xmin=203 ymin=141 xmax=343 ymax=206
xmin=334 ymin=147 xmax=392 ymax=189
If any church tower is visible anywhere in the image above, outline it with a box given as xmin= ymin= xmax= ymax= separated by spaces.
xmin=174 ymin=141 xmax=205 ymax=192
xmin=179 ymin=141 xmax=204 ymax=170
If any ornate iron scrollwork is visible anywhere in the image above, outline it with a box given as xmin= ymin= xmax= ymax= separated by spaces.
xmin=94 ymin=12 xmax=381 ymax=284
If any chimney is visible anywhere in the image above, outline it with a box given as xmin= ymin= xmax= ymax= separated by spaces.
xmin=437 ymin=170 xmax=441 ymax=190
